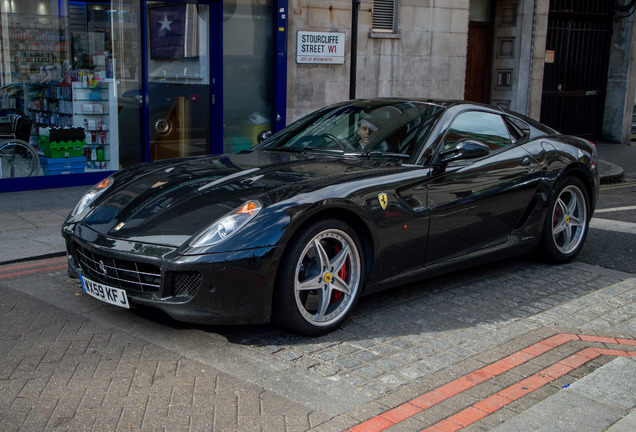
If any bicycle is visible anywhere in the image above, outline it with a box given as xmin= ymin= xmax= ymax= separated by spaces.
xmin=0 ymin=114 xmax=40 ymax=179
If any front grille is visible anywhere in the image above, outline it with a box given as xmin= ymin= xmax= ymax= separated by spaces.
xmin=172 ymin=272 xmax=202 ymax=298
xmin=74 ymin=242 xmax=162 ymax=295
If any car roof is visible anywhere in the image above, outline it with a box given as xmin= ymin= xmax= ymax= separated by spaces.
xmin=351 ymin=97 xmax=503 ymax=112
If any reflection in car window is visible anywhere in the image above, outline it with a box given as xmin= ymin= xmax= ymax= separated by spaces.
xmin=258 ymin=101 xmax=445 ymax=160
xmin=444 ymin=111 xmax=512 ymax=151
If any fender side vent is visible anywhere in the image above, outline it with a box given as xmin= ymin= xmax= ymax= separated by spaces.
xmin=514 ymin=197 xmax=539 ymax=230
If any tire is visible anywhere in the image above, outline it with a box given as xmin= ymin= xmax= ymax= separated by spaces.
xmin=540 ymin=176 xmax=590 ymax=263
xmin=0 ymin=139 xmax=40 ymax=179
xmin=273 ymin=218 xmax=364 ymax=336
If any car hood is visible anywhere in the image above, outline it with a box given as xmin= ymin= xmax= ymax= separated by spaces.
xmin=78 ymin=151 xmax=407 ymax=246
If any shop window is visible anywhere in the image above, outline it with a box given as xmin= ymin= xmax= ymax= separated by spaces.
xmin=0 ymin=0 xmax=142 ymax=179
xmin=222 ymin=0 xmax=273 ymax=153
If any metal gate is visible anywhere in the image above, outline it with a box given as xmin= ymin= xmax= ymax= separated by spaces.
xmin=540 ymin=0 xmax=613 ymax=136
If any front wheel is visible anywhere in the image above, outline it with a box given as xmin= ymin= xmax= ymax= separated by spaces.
xmin=540 ymin=176 xmax=590 ymax=263
xmin=273 ymin=218 xmax=364 ymax=336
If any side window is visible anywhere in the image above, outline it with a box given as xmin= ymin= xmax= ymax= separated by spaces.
xmin=443 ymin=111 xmax=512 ymax=151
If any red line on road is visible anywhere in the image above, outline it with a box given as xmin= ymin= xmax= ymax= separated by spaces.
xmin=0 ymin=261 xmax=67 ymax=280
xmin=347 ymin=334 xmax=636 ymax=432
xmin=0 ymin=256 xmax=66 ymax=273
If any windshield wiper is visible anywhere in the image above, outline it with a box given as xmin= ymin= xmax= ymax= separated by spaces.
xmin=304 ymin=147 xmax=345 ymax=155
xmin=266 ymin=147 xmax=304 ymax=152
xmin=268 ymin=146 xmax=345 ymax=155
xmin=360 ymin=151 xmax=410 ymax=159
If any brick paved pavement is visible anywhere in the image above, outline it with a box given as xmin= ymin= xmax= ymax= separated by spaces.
xmin=0 ymin=281 xmax=326 ymax=431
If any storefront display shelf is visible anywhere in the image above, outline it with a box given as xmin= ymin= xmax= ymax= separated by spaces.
xmin=24 ymin=83 xmax=76 ymax=145
xmin=71 ymin=81 xmax=119 ymax=173
xmin=5 ymin=13 xmax=70 ymax=83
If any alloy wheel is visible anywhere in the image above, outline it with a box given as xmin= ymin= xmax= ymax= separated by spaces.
xmin=551 ymin=184 xmax=587 ymax=254
xmin=293 ymin=228 xmax=361 ymax=328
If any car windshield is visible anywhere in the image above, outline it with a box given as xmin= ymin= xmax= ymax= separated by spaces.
xmin=258 ymin=100 xmax=445 ymax=161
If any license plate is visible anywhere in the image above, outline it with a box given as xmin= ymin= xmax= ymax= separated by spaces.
xmin=80 ymin=275 xmax=130 ymax=309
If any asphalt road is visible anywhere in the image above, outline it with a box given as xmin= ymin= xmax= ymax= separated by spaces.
xmin=577 ymin=178 xmax=636 ymax=274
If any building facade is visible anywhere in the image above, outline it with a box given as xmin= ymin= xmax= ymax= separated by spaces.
xmin=288 ymin=0 xmax=636 ymax=142
xmin=1 ymin=0 xmax=635 ymax=192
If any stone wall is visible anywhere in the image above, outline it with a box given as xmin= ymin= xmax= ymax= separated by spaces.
xmin=527 ymin=0 xmax=549 ymax=120
xmin=286 ymin=0 xmax=470 ymax=123
xmin=603 ymin=11 xmax=636 ymax=144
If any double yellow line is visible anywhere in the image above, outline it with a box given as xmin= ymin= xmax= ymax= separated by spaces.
xmin=601 ymin=180 xmax=635 ymax=191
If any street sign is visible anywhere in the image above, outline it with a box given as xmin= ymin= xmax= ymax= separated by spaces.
xmin=296 ymin=31 xmax=345 ymax=64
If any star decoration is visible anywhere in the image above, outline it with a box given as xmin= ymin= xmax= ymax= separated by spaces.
xmin=159 ymin=14 xmax=172 ymax=31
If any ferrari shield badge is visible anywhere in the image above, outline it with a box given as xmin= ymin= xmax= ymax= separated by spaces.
xmin=378 ymin=193 xmax=388 ymax=210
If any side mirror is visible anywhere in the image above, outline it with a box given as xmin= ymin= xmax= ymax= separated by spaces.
xmin=439 ymin=139 xmax=490 ymax=163
xmin=257 ymin=130 xmax=272 ymax=144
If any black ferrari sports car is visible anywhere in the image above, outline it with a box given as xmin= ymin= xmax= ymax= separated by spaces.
xmin=62 ymin=99 xmax=598 ymax=335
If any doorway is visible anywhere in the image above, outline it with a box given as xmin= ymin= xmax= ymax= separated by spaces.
xmin=145 ymin=1 xmax=212 ymax=160
xmin=465 ymin=23 xmax=490 ymax=103
xmin=115 ymin=0 xmax=278 ymax=167
xmin=540 ymin=0 xmax=613 ymax=136
xmin=464 ymin=0 xmax=492 ymax=104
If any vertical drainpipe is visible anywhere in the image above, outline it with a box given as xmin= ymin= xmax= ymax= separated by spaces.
xmin=350 ymin=0 xmax=360 ymax=100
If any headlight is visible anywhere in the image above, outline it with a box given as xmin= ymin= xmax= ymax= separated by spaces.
xmin=190 ymin=201 xmax=262 ymax=248
xmin=68 ymin=176 xmax=114 ymax=221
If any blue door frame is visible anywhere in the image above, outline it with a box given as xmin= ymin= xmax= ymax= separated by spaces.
xmin=140 ymin=0 xmax=287 ymax=158
xmin=0 ymin=0 xmax=287 ymax=193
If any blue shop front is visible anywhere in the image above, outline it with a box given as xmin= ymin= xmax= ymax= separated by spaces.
xmin=0 ymin=0 xmax=287 ymax=191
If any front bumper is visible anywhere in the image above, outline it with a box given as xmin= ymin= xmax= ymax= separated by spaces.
xmin=63 ymin=226 xmax=281 ymax=325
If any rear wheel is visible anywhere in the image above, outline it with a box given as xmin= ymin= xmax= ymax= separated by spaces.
xmin=273 ymin=218 xmax=364 ymax=336
xmin=540 ymin=176 xmax=590 ymax=263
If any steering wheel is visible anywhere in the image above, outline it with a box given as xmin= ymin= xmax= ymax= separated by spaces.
xmin=322 ymin=134 xmax=353 ymax=151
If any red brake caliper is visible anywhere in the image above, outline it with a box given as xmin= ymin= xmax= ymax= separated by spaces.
xmin=331 ymin=245 xmax=346 ymax=303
